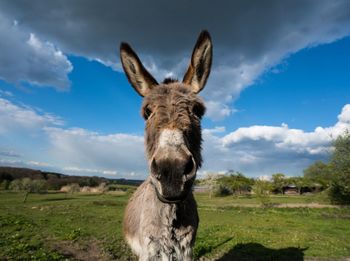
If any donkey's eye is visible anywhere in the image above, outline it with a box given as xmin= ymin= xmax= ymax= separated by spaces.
xmin=143 ymin=106 xmax=152 ymax=120
xmin=192 ymin=104 xmax=205 ymax=118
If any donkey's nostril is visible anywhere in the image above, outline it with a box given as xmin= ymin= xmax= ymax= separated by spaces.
xmin=183 ymin=157 xmax=195 ymax=175
xmin=151 ymin=159 xmax=160 ymax=180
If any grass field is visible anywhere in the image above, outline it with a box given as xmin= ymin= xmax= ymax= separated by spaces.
xmin=1 ymin=191 xmax=350 ymax=260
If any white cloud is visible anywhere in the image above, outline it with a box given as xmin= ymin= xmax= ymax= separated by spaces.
xmin=0 ymin=150 xmax=21 ymax=157
xmin=0 ymin=89 xmax=13 ymax=97
xmin=0 ymin=96 xmax=146 ymax=178
xmin=1 ymin=94 xmax=350 ymax=178
xmin=26 ymin=160 xmax=52 ymax=168
xmin=63 ymin=166 xmax=118 ymax=176
xmin=0 ymin=98 xmax=63 ymax=134
xmin=337 ymin=104 xmax=350 ymax=123
xmin=205 ymin=101 xmax=234 ymax=121
xmin=202 ymin=126 xmax=226 ymax=135
xmin=202 ymin=104 xmax=350 ymax=176
xmin=258 ymin=175 xmax=271 ymax=181
xmin=0 ymin=13 xmax=72 ymax=90
xmin=44 ymin=127 xmax=147 ymax=178
xmin=0 ymin=158 xmax=52 ymax=169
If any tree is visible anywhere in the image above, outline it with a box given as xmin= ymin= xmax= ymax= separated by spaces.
xmin=271 ymin=173 xmax=286 ymax=194
xmin=0 ymin=180 xmax=11 ymax=190
xmin=289 ymin=176 xmax=305 ymax=195
xmin=214 ymin=184 xmax=232 ymax=197
xmin=200 ymin=173 xmax=222 ymax=198
xmin=98 ymin=182 xmax=108 ymax=194
xmin=252 ymin=179 xmax=272 ymax=207
xmin=9 ymin=179 xmax=23 ymax=191
xmin=21 ymin=178 xmax=34 ymax=203
xmin=66 ymin=183 xmax=80 ymax=194
xmin=303 ymin=161 xmax=332 ymax=188
xmin=9 ymin=178 xmax=47 ymax=202
xmin=217 ymin=171 xmax=254 ymax=195
xmin=88 ymin=177 xmax=99 ymax=187
xmin=329 ymin=131 xmax=350 ymax=204
xmin=31 ymin=179 xmax=47 ymax=193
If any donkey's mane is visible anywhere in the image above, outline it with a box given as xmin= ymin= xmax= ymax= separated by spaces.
xmin=162 ymin=78 xmax=179 ymax=84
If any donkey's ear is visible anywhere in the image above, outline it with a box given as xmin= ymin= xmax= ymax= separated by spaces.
xmin=183 ymin=30 xmax=212 ymax=93
xmin=120 ymin=43 xmax=158 ymax=97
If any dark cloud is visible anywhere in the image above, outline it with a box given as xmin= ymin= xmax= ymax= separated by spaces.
xmin=0 ymin=13 xmax=72 ymax=90
xmin=2 ymin=1 xmax=349 ymax=61
xmin=1 ymin=0 xmax=350 ymax=116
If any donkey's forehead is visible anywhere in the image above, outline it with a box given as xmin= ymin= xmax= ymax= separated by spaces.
xmin=143 ymin=84 xmax=197 ymax=103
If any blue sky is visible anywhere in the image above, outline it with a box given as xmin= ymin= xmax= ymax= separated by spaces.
xmin=1 ymin=1 xmax=350 ymax=179
xmin=232 ymin=36 xmax=350 ymax=132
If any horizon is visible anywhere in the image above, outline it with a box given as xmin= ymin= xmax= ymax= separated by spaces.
xmin=1 ymin=1 xmax=350 ymax=180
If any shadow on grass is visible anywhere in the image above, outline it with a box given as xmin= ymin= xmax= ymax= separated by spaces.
xmin=216 ymin=243 xmax=306 ymax=261
xmin=196 ymin=237 xmax=234 ymax=257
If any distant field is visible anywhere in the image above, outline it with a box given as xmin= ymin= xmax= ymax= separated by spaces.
xmin=1 ymin=191 xmax=350 ymax=260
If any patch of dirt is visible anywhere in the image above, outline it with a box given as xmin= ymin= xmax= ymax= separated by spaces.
xmin=202 ymin=252 xmax=350 ymax=261
xmin=51 ymin=240 xmax=109 ymax=261
xmin=304 ymin=257 xmax=350 ymax=261
xmin=214 ymin=203 xmax=341 ymax=208
xmin=275 ymin=203 xmax=340 ymax=209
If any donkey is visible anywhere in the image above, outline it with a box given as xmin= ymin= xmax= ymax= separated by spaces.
xmin=120 ymin=30 xmax=212 ymax=260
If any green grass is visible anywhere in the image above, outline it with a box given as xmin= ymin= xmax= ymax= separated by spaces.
xmin=0 ymin=191 xmax=349 ymax=260
xmin=0 ymin=192 xmax=132 ymax=260
xmin=195 ymin=192 xmax=331 ymax=207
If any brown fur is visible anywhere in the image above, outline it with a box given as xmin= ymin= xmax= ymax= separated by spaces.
xmin=142 ymin=83 xmax=205 ymax=168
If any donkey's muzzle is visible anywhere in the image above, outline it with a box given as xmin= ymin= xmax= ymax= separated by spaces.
xmin=150 ymin=156 xmax=196 ymax=201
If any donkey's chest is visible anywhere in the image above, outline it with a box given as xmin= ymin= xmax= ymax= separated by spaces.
xmin=146 ymin=224 xmax=194 ymax=260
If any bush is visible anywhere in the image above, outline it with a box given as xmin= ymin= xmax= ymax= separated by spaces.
xmin=97 ymin=182 xmax=108 ymax=194
xmin=252 ymin=180 xmax=272 ymax=207
xmin=31 ymin=179 xmax=47 ymax=193
xmin=303 ymin=161 xmax=333 ymax=189
xmin=214 ymin=185 xmax=232 ymax=197
xmin=61 ymin=183 xmax=80 ymax=194
xmin=217 ymin=171 xmax=254 ymax=195
xmin=329 ymin=172 xmax=350 ymax=204
xmin=0 ymin=180 xmax=11 ymax=190
xmin=9 ymin=178 xmax=47 ymax=202
xmin=9 ymin=179 xmax=23 ymax=191
xmin=329 ymin=131 xmax=350 ymax=204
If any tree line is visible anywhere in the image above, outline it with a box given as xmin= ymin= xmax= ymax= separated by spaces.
xmin=0 ymin=167 xmax=110 ymax=190
xmin=198 ymin=131 xmax=350 ymax=205
xmin=0 ymin=166 xmax=143 ymax=191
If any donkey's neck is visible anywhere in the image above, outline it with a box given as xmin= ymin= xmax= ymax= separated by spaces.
xmin=157 ymin=201 xmax=178 ymax=227
xmin=142 ymin=178 xmax=196 ymax=259
xmin=146 ymin=177 xmax=195 ymax=228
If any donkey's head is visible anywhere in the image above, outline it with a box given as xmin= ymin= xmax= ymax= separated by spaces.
xmin=120 ymin=31 xmax=212 ymax=203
